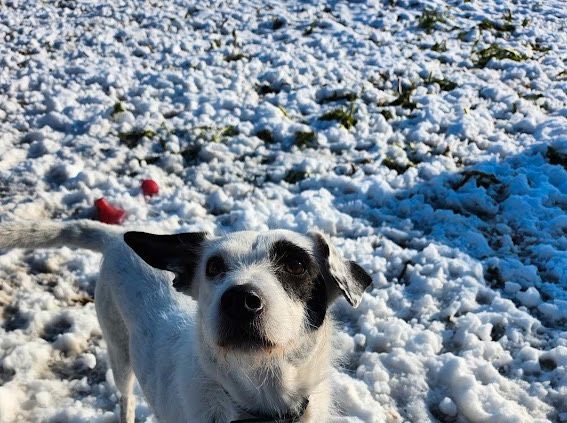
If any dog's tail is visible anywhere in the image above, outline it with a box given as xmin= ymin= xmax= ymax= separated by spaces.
xmin=0 ymin=220 xmax=122 ymax=253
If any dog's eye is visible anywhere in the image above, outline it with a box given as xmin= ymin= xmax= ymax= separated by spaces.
xmin=206 ymin=256 xmax=226 ymax=278
xmin=284 ymin=258 xmax=306 ymax=275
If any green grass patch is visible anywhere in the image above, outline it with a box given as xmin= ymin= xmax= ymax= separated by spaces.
xmin=272 ymin=17 xmax=286 ymax=30
xmin=387 ymin=85 xmax=416 ymax=110
xmin=425 ymin=74 xmax=457 ymax=91
xmin=380 ymin=110 xmax=394 ymax=120
xmin=382 ymin=157 xmax=412 ymax=174
xmin=213 ymin=125 xmax=239 ymax=142
xmin=504 ymin=9 xmax=513 ymax=22
xmin=255 ymin=129 xmax=275 ymax=144
xmin=431 ymin=41 xmax=447 ymax=52
xmin=473 ymin=44 xmax=528 ymax=68
xmin=318 ymin=91 xmax=358 ymax=104
xmin=277 ymin=105 xmax=290 ymax=119
xmin=118 ymin=129 xmax=156 ymax=148
xmin=531 ymin=43 xmax=551 ymax=53
xmin=208 ymin=39 xmax=222 ymax=50
xmin=320 ymin=108 xmax=357 ymax=129
xmin=256 ymin=84 xmax=280 ymax=95
xmin=224 ymin=53 xmax=247 ymax=62
xmin=418 ymin=10 xmax=448 ymax=32
xmin=485 ymin=265 xmax=505 ymax=289
xmin=181 ymin=145 xmax=201 ymax=164
xmin=303 ymin=20 xmax=319 ymax=36
xmin=142 ymin=156 xmax=161 ymax=165
xmin=478 ymin=19 xmax=515 ymax=32
xmin=111 ymin=102 xmax=126 ymax=116
xmin=284 ymin=169 xmax=310 ymax=184
xmin=547 ymin=146 xmax=567 ymax=169
xmin=521 ymin=93 xmax=543 ymax=101
xmin=294 ymin=131 xmax=316 ymax=149
xmin=454 ymin=170 xmax=500 ymax=189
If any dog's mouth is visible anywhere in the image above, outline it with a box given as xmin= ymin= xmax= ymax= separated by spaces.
xmin=217 ymin=319 xmax=275 ymax=350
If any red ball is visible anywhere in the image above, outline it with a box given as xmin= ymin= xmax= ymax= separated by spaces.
xmin=141 ymin=179 xmax=159 ymax=197
xmin=95 ymin=197 xmax=126 ymax=225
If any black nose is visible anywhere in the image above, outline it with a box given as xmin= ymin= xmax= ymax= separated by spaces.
xmin=221 ymin=285 xmax=264 ymax=320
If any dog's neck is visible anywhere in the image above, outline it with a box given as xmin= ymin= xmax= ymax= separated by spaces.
xmin=196 ymin=320 xmax=333 ymax=421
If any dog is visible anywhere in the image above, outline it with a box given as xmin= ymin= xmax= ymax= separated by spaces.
xmin=0 ymin=220 xmax=372 ymax=422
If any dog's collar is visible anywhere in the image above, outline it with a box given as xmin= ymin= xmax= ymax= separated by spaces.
xmin=229 ymin=396 xmax=309 ymax=423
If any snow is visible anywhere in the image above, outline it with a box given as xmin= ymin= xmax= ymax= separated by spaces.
xmin=1 ymin=0 xmax=567 ymax=422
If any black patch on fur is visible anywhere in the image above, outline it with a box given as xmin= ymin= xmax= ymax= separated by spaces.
xmin=315 ymin=235 xmax=330 ymax=259
xmin=311 ymin=233 xmax=373 ymax=306
xmin=305 ymin=276 xmax=328 ymax=330
xmin=349 ymin=261 xmax=373 ymax=291
xmin=269 ymin=240 xmax=317 ymax=301
xmin=217 ymin=316 xmax=274 ymax=350
xmin=124 ymin=231 xmax=207 ymax=292
xmin=269 ymin=240 xmax=330 ymax=330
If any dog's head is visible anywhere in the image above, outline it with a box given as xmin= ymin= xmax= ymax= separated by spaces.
xmin=124 ymin=229 xmax=371 ymax=354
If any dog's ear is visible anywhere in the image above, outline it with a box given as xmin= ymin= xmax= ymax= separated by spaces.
xmin=309 ymin=231 xmax=372 ymax=308
xmin=123 ymin=231 xmax=207 ymax=293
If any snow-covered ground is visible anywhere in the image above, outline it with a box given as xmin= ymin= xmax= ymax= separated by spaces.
xmin=1 ymin=0 xmax=566 ymax=421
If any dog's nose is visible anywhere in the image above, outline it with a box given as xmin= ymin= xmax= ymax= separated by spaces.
xmin=221 ymin=285 xmax=264 ymax=319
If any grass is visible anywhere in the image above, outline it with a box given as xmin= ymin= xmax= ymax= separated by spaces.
xmin=320 ymin=108 xmax=357 ymax=129
xmin=142 ymin=156 xmax=161 ymax=165
xmin=380 ymin=110 xmax=394 ymax=120
xmin=213 ymin=125 xmax=239 ymax=142
xmin=504 ymin=9 xmax=513 ymax=22
xmin=387 ymin=85 xmax=416 ymax=110
xmin=255 ymin=129 xmax=275 ymax=144
xmin=418 ymin=10 xmax=448 ymax=33
xmin=294 ymin=131 xmax=316 ymax=149
xmin=303 ymin=20 xmax=319 ymax=36
xmin=272 ymin=17 xmax=286 ymax=30
xmin=284 ymin=169 xmax=310 ymax=184
xmin=546 ymin=146 xmax=567 ymax=169
xmin=531 ymin=43 xmax=551 ymax=53
xmin=181 ymin=144 xmax=201 ymax=164
xmin=424 ymin=73 xmax=457 ymax=91
xmin=224 ymin=52 xmax=247 ymax=62
xmin=382 ymin=157 xmax=412 ymax=174
xmin=454 ymin=170 xmax=500 ymax=189
xmin=473 ymin=44 xmax=528 ymax=68
xmin=256 ymin=84 xmax=279 ymax=95
xmin=478 ymin=19 xmax=515 ymax=32
xmin=277 ymin=105 xmax=290 ymax=119
xmin=318 ymin=91 xmax=358 ymax=104
xmin=118 ymin=129 xmax=156 ymax=148
xmin=484 ymin=265 xmax=505 ymax=289
xmin=111 ymin=102 xmax=126 ymax=116
xmin=431 ymin=41 xmax=447 ymax=52
xmin=521 ymin=93 xmax=543 ymax=101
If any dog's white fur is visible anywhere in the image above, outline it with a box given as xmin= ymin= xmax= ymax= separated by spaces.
xmin=0 ymin=220 xmax=370 ymax=422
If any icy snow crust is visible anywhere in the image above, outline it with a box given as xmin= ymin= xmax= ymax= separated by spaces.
xmin=1 ymin=0 xmax=566 ymax=422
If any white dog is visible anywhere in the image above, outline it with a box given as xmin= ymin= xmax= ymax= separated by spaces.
xmin=0 ymin=220 xmax=371 ymax=422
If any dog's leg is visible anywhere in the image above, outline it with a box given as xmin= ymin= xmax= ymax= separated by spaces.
xmin=108 ymin=339 xmax=135 ymax=423
xmin=105 ymin=316 xmax=136 ymax=423
xmin=95 ymin=279 xmax=136 ymax=423
xmin=118 ymin=373 xmax=135 ymax=423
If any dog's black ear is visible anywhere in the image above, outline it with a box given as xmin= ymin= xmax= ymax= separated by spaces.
xmin=123 ymin=231 xmax=207 ymax=293
xmin=309 ymin=231 xmax=372 ymax=308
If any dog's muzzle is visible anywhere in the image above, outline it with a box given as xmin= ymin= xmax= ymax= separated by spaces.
xmin=221 ymin=285 xmax=264 ymax=320
xmin=217 ymin=284 xmax=272 ymax=349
